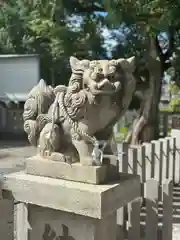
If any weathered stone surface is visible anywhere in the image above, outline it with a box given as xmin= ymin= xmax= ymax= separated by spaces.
xmin=0 ymin=200 xmax=14 ymax=240
xmin=26 ymin=156 xmax=107 ymax=184
xmin=2 ymin=171 xmax=140 ymax=219
xmin=25 ymin=155 xmax=119 ymax=184
xmin=29 ymin=205 xmax=117 ymax=240
xmin=23 ymin=55 xmax=136 ymax=166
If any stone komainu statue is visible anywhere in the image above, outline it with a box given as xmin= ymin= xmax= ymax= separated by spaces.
xmin=23 ymin=56 xmax=136 ymax=166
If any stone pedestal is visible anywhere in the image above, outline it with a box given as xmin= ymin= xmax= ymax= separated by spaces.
xmin=29 ymin=205 xmax=117 ymax=240
xmin=2 ymin=171 xmax=140 ymax=240
xmin=0 ymin=199 xmax=13 ymax=240
xmin=25 ymin=155 xmax=119 ymax=184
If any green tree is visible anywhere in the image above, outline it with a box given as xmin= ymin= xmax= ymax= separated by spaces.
xmin=0 ymin=0 xmax=106 ymax=85
xmin=2 ymin=0 xmax=180 ymax=143
xmin=101 ymin=0 xmax=178 ymax=143
xmin=64 ymin=0 xmax=179 ymax=143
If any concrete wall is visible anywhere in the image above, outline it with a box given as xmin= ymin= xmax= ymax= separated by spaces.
xmin=0 ymin=54 xmax=39 ymax=100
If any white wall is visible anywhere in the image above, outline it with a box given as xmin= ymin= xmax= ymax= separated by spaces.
xmin=0 ymin=55 xmax=39 ymax=99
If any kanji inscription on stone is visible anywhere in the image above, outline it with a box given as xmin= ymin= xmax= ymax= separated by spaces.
xmin=43 ymin=223 xmax=75 ymax=240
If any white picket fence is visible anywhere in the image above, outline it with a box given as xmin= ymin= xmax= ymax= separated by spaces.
xmin=116 ymin=129 xmax=180 ymax=240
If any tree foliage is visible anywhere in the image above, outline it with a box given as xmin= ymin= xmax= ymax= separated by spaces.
xmin=0 ymin=0 xmax=106 ymax=85
xmin=1 ymin=0 xmax=180 ymax=83
xmin=98 ymin=0 xmax=180 ymax=142
xmin=2 ymin=0 xmax=180 ymax=142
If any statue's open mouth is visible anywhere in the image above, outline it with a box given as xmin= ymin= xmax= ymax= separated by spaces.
xmin=89 ymin=81 xmax=121 ymax=95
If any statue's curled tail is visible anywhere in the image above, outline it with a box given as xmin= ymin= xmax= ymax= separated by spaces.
xmin=23 ymin=79 xmax=55 ymax=146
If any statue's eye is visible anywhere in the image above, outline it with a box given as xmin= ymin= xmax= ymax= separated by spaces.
xmin=98 ymin=68 xmax=103 ymax=73
xmin=91 ymin=60 xmax=96 ymax=65
xmin=95 ymin=67 xmax=103 ymax=74
xmin=108 ymin=74 xmax=115 ymax=82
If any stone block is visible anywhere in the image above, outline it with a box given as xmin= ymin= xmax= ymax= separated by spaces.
xmin=2 ymin=171 xmax=140 ymax=240
xmin=2 ymin=171 xmax=140 ymax=219
xmin=0 ymin=200 xmax=14 ymax=240
xmin=25 ymin=155 xmax=119 ymax=184
xmin=28 ymin=205 xmax=117 ymax=240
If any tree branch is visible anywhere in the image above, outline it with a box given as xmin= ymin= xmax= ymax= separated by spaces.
xmin=164 ymin=27 xmax=174 ymax=60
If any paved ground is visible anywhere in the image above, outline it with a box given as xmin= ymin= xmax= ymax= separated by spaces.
xmin=0 ymin=140 xmax=36 ymax=239
xmin=0 ymin=140 xmax=36 ymax=174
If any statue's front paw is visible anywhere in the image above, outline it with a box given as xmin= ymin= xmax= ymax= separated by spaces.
xmin=80 ymin=156 xmax=102 ymax=166
xmin=49 ymin=152 xmax=66 ymax=162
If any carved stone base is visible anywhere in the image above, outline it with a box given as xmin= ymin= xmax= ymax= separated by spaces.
xmin=25 ymin=155 xmax=119 ymax=184
xmin=2 ymin=171 xmax=140 ymax=240
xmin=29 ymin=205 xmax=117 ymax=240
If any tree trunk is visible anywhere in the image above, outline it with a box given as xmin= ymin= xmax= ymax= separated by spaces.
xmin=126 ymin=37 xmax=162 ymax=145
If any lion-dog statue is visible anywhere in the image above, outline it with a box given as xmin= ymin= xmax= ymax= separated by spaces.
xmin=23 ymin=56 xmax=136 ymax=166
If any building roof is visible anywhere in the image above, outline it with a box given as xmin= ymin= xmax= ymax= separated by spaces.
xmin=0 ymin=54 xmax=39 ymax=59
xmin=4 ymin=93 xmax=29 ymax=103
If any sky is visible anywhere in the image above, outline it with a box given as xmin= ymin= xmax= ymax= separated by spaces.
xmin=66 ymin=12 xmax=119 ymax=55
xmin=94 ymin=11 xmax=108 ymax=17
xmin=67 ymin=11 xmax=169 ymax=58
xmin=94 ymin=11 xmax=118 ymax=52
